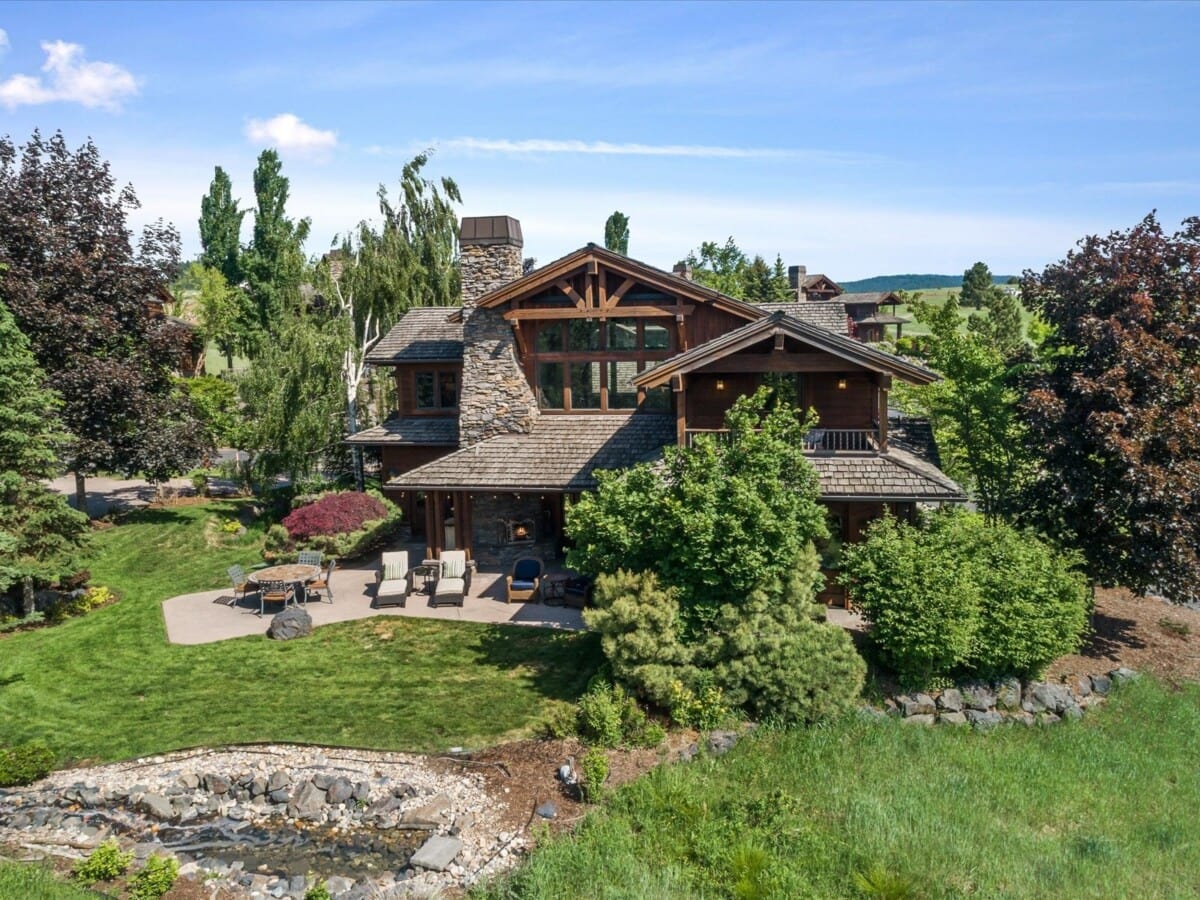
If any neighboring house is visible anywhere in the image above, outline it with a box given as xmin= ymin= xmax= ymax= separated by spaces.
xmin=785 ymin=265 xmax=911 ymax=343
xmin=349 ymin=215 xmax=963 ymax=583
xmin=145 ymin=286 xmax=205 ymax=377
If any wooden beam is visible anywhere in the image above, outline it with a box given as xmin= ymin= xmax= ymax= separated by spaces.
xmin=697 ymin=354 xmax=872 ymax=374
xmin=675 ymin=374 xmax=687 ymax=447
xmin=676 ymin=315 xmax=688 ymax=352
xmin=511 ymin=321 xmax=528 ymax=357
xmin=504 ymin=306 xmax=694 ymax=321
xmin=608 ymin=277 xmax=636 ymax=307
xmin=586 ymin=259 xmax=599 ymax=276
xmin=774 ymin=332 xmax=786 ymax=351
xmin=556 ymin=278 xmax=586 ymax=309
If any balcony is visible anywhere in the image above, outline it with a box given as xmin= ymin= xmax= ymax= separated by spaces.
xmin=684 ymin=427 xmax=880 ymax=453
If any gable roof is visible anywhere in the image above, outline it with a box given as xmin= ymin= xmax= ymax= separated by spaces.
xmin=808 ymin=449 xmax=965 ymax=501
xmin=839 ymin=291 xmax=902 ymax=306
xmin=387 ymin=414 xmax=675 ymax=492
xmin=803 ymin=273 xmax=842 ymax=294
xmin=367 ymin=307 xmax=463 ymax=364
xmin=345 ymin=416 xmax=458 ymax=446
xmin=758 ymin=301 xmax=850 ymax=334
xmin=633 ymin=311 xmax=940 ymax=388
xmin=462 ymin=243 xmax=766 ymax=323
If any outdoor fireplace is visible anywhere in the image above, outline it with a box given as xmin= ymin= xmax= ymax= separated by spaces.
xmin=502 ymin=518 xmax=536 ymax=544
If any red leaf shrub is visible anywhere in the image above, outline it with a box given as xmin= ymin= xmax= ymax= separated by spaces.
xmin=283 ymin=492 xmax=390 ymax=540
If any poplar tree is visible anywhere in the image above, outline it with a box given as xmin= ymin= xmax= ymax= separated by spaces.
xmin=198 ymin=166 xmax=245 ymax=285
xmin=604 ymin=211 xmax=630 ymax=255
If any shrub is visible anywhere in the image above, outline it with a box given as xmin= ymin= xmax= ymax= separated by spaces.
xmin=128 ymin=855 xmax=178 ymax=900
xmin=538 ymin=703 xmax=578 ymax=740
xmin=0 ymin=742 xmax=54 ymax=787
xmin=584 ymin=570 xmax=696 ymax=708
xmin=73 ymin=839 xmax=132 ymax=883
xmin=840 ymin=509 xmax=1089 ymax=685
xmin=576 ymin=684 xmax=624 ymax=748
xmin=279 ymin=490 xmax=402 ymax=560
xmin=839 ymin=512 xmax=980 ymax=686
xmin=579 ymin=747 xmax=609 ymax=803
xmin=304 ymin=881 xmax=333 ymax=900
xmin=668 ymin=676 xmax=732 ymax=731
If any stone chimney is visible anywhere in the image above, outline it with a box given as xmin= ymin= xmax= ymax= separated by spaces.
xmin=672 ymin=262 xmax=693 ymax=281
xmin=788 ymin=264 xmax=807 ymax=301
xmin=456 ymin=215 xmax=538 ymax=447
xmin=459 ymin=216 xmax=524 ymax=312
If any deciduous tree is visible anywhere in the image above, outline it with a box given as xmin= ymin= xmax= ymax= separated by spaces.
xmin=1021 ymin=213 xmax=1200 ymax=605
xmin=604 ymin=211 xmax=629 ymax=255
xmin=198 ymin=166 xmax=245 ymax=286
xmin=0 ymin=131 xmax=211 ymax=512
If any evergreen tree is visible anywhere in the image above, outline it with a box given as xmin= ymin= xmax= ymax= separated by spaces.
xmin=968 ymin=285 xmax=1024 ymax=358
xmin=198 ymin=166 xmax=245 ymax=285
xmin=771 ymin=254 xmax=791 ymax=299
xmin=0 ymin=295 xmax=90 ymax=612
xmin=961 ymin=261 xmax=993 ymax=309
xmin=240 ymin=149 xmax=311 ymax=345
xmin=604 ymin=211 xmax=630 ymax=255
xmin=743 ymin=255 xmax=776 ymax=302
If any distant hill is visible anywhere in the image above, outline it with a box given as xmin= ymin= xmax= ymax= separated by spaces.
xmin=838 ymin=274 xmax=1017 ymax=293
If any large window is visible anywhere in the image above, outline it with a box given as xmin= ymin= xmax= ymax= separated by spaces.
xmin=415 ymin=370 xmax=459 ymax=409
xmin=529 ymin=313 xmax=676 ymax=412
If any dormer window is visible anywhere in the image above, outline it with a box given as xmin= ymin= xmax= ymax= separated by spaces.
xmin=415 ymin=370 xmax=458 ymax=409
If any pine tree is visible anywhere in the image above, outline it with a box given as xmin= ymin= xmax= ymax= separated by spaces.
xmin=961 ymin=261 xmax=993 ymax=309
xmin=0 ymin=295 xmax=89 ymax=610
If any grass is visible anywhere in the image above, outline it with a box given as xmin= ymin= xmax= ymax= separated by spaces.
xmin=0 ymin=861 xmax=102 ymax=898
xmin=481 ymin=677 xmax=1200 ymax=899
xmin=890 ymin=286 xmax=1035 ymax=338
xmin=0 ymin=501 xmax=601 ymax=763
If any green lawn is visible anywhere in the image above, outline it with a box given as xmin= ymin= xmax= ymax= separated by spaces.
xmin=0 ymin=861 xmax=102 ymax=899
xmin=0 ymin=502 xmax=601 ymax=763
xmin=890 ymin=286 xmax=1035 ymax=338
xmin=482 ymin=677 xmax=1200 ymax=899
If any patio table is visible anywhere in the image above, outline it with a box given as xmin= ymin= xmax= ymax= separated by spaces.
xmin=250 ymin=564 xmax=321 ymax=603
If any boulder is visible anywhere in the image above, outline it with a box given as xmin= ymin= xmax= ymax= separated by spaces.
xmin=994 ymin=677 xmax=1022 ymax=711
xmin=204 ymin=773 xmax=231 ymax=795
xmin=312 ymin=773 xmax=336 ymax=790
xmin=936 ymin=689 xmax=964 ymax=712
xmin=249 ymin=777 xmax=268 ymax=798
xmin=900 ymin=694 xmax=935 ymax=717
xmin=961 ymin=682 xmax=996 ymax=711
xmin=326 ymin=777 xmax=354 ymax=805
xmin=401 ymin=793 xmax=452 ymax=827
xmin=267 ymin=607 xmax=312 ymax=641
xmin=175 ymin=773 xmax=200 ymax=790
xmin=535 ymin=801 xmax=557 ymax=819
xmin=325 ymin=876 xmax=355 ymax=895
xmin=938 ymin=711 xmax=967 ymax=726
xmin=707 ymin=730 xmax=739 ymax=755
xmin=352 ymin=781 xmax=370 ymax=802
xmin=1090 ymin=673 xmax=1112 ymax=695
xmin=409 ymin=835 xmax=463 ymax=872
xmin=1111 ymin=667 xmax=1139 ymax=684
xmin=1030 ymin=683 xmax=1073 ymax=714
xmin=139 ymin=793 xmax=175 ymax=820
xmin=287 ymin=780 xmax=326 ymax=820
xmin=964 ymin=709 xmax=1003 ymax=730
xmin=1072 ymin=675 xmax=1092 ymax=698
xmin=1063 ymin=705 xmax=1084 ymax=721
xmin=901 ymin=714 xmax=936 ymax=726
xmin=268 ymin=770 xmax=292 ymax=792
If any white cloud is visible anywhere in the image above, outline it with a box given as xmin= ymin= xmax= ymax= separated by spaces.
xmin=244 ymin=113 xmax=338 ymax=157
xmin=365 ymin=137 xmax=876 ymax=164
xmin=0 ymin=39 xmax=138 ymax=111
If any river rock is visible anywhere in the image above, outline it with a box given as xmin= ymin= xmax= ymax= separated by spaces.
xmin=535 ymin=802 xmax=557 ymax=819
xmin=204 ymin=773 xmax=231 ymax=795
xmin=325 ymin=876 xmax=355 ymax=894
xmin=138 ymin=793 xmax=175 ymax=820
xmin=410 ymin=835 xmax=463 ymax=872
xmin=312 ymin=773 xmax=336 ymax=790
xmin=327 ymin=777 xmax=354 ymax=805
xmin=267 ymin=607 xmax=312 ymax=641
xmin=268 ymin=770 xmax=292 ymax=792
xmin=402 ymin=793 xmax=452 ymax=826
xmin=287 ymin=780 xmax=326 ymax=820
xmin=1090 ymin=673 xmax=1112 ymax=695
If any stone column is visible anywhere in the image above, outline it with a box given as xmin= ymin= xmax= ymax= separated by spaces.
xmin=458 ymin=216 xmax=539 ymax=446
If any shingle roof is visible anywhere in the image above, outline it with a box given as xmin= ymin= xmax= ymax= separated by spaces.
xmin=809 ymin=449 xmax=965 ymax=501
xmin=345 ymin=417 xmax=458 ymax=446
xmin=839 ymin=291 xmax=900 ymax=305
xmin=387 ymin=414 xmax=676 ymax=491
xmin=367 ymin=307 xmax=463 ymax=364
xmin=803 ymin=273 xmax=840 ymax=291
xmin=758 ymin=301 xmax=850 ymax=334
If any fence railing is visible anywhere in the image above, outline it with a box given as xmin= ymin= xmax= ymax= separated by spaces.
xmin=684 ymin=427 xmax=879 ymax=453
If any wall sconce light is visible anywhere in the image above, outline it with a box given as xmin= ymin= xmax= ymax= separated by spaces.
xmin=837 ymin=378 xmax=848 ymax=390
xmin=716 ymin=379 xmax=726 ymax=391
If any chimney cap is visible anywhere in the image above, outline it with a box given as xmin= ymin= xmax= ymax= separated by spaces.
xmin=460 ymin=215 xmax=523 ymax=248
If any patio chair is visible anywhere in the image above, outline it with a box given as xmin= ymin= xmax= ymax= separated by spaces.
xmin=297 ymin=550 xmax=323 ymax=567
xmin=258 ymin=580 xmax=295 ymax=617
xmin=563 ymin=576 xmax=594 ymax=609
xmin=432 ymin=550 xmax=471 ymax=608
xmin=307 ymin=559 xmax=336 ymax=604
xmin=227 ymin=564 xmax=254 ymax=606
xmin=506 ymin=557 xmax=543 ymax=603
xmin=374 ymin=551 xmax=411 ymax=608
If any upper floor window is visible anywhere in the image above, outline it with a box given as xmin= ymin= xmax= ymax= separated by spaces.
xmin=415 ymin=370 xmax=458 ymax=409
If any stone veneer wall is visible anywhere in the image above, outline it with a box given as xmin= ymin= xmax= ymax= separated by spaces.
xmin=458 ymin=240 xmax=540 ymax=447
xmin=470 ymin=493 xmax=556 ymax=568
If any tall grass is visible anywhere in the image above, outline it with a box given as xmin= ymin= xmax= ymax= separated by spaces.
xmin=481 ymin=678 xmax=1200 ymax=899
xmin=0 ymin=862 xmax=101 ymax=899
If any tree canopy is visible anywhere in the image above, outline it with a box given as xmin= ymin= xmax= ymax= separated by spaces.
xmin=683 ymin=238 xmax=790 ymax=301
xmin=198 ymin=165 xmax=245 ymax=286
xmin=0 ymin=131 xmax=210 ymax=511
xmin=1020 ymin=212 xmax=1200 ymax=605
xmin=604 ymin=211 xmax=629 ymax=255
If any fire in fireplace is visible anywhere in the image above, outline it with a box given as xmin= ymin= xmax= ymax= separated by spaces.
xmin=503 ymin=518 xmax=535 ymax=543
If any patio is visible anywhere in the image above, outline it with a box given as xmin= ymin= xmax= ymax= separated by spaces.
xmin=161 ymin=543 xmax=586 ymax=645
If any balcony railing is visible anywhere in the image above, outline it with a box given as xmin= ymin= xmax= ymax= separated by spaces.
xmin=684 ymin=427 xmax=880 ymax=453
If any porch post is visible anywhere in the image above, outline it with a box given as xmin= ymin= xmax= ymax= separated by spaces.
xmin=878 ymin=374 xmax=891 ymax=451
xmin=674 ymin=373 xmax=687 ymax=447
xmin=425 ymin=490 xmax=440 ymax=559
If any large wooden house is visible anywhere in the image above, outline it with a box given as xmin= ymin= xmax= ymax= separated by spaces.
xmin=349 ymin=216 xmax=962 ymax=580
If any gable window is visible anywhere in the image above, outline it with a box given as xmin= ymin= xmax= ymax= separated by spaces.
xmin=415 ymin=370 xmax=459 ymax=409
xmin=537 ymin=362 xmax=564 ymax=409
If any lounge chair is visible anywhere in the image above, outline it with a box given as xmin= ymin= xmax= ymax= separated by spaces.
xmin=506 ymin=557 xmax=543 ymax=603
xmin=297 ymin=550 xmax=323 ymax=567
xmin=227 ymin=564 xmax=254 ymax=606
xmin=375 ymin=551 xmax=411 ymax=608
xmin=432 ymin=550 xmax=471 ymax=608
xmin=307 ymin=560 xmax=336 ymax=604
xmin=258 ymin=580 xmax=295 ymax=617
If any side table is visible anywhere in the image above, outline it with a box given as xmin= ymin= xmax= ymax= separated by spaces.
xmin=542 ymin=574 xmax=569 ymax=606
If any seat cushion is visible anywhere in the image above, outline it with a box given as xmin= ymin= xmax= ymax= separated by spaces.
xmin=510 ymin=579 xmax=537 ymax=592
xmin=441 ymin=553 xmax=466 ymax=579
xmin=382 ymin=560 xmax=406 ymax=582
xmin=513 ymin=559 xmax=541 ymax=581
xmin=377 ymin=578 xmax=408 ymax=596
xmin=434 ymin=577 xmax=465 ymax=596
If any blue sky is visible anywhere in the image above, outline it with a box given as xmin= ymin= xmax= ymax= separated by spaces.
xmin=2 ymin=0 xmax=1198 ymax=279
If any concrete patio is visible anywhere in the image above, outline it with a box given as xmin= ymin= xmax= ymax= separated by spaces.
xmin=161 ymin=543 xmax=586 ymax=645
